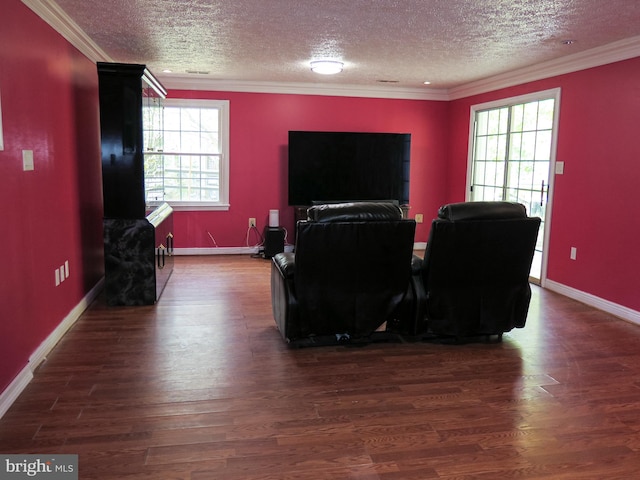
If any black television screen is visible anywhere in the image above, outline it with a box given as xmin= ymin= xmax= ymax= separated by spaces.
xmin=288 ymin=131 xmax=411 ymax=206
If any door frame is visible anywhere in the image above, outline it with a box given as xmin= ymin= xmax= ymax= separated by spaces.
xmin=465 ymin=87 xmax=562 ymax=287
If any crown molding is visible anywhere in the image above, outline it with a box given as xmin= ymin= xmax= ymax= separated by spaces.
xmin=24 ymin=0 xmax=640 ymax=102
xmin=21 ymin=0 xmax=112 ymax=62
xmin=158 ymin=76 xmax=450 ymax=101
xmin=449 ymin=35 xmax=640 ymax=100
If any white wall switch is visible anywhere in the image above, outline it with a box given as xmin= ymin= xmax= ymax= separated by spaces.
xmin=22 ymin=150 xmax=34 ymax=171
xmin=570 ymin=246 xmax=577 ymax=260
xmin=555 ymin=161 xmax=565 ymax=175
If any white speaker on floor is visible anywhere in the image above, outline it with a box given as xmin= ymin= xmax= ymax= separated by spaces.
xmin=269 ymin=209 xmax=279 ymax=227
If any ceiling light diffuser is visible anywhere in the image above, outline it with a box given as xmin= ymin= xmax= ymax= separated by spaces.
xmin=310 ymin=60 xmax=344 ymax=75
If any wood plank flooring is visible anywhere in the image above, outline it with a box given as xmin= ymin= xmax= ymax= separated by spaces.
xmin=2 ymin=255 xmax=640 ymax=479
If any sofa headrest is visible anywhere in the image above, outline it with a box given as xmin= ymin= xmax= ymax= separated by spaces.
xmin=438 ymin=201 xmax=527 ymax=222
xmin=307 ymin=202 xmax=403 ymax=223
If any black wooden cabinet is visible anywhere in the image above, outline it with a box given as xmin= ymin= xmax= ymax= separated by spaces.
xmin=98 ymin=62 xmax=148 ymax=219
xmin=98 ymin=62 xmax=173 ymax=306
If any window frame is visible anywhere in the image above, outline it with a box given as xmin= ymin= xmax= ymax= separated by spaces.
xmin=145 ymin=98 xmax=230 ymax=211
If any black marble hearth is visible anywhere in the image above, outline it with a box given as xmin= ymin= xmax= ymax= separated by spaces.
xmin=103 ymin=203 xmax=173 ymax=306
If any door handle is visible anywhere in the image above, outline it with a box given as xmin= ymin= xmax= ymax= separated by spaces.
xmin=157 ymin=244 xmax=166 ymax=269
xmin=167 ymin=232 xmax=174 ymax=254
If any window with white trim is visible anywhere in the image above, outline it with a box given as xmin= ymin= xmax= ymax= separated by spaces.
xmin=143 ymin=99 xmax=230 ymax=210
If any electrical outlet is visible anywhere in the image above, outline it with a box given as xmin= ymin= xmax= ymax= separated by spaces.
xmin=415 ymin=213 xmax=424 ymax=223
xmin=249 ymin=217 xmax=256 ymax=228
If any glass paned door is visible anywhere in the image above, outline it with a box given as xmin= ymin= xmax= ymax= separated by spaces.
xmin=470 ymin=92 xmax=559 ymax=284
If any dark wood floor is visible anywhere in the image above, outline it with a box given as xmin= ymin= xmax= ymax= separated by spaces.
xmin=2 ymin=255 xmax=640 ymax=479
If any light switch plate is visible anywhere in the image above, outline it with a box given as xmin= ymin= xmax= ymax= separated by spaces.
xmin=22 ymin=150 xmax=34 ymax=171
xmin=555 ymin=161 xmax=564 ymax=174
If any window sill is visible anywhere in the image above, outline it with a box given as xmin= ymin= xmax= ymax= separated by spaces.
xmin=147 ymin=203 xmax=230 ymax=212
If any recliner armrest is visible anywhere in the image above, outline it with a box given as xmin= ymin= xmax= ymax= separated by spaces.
xmin=273 ymin=252 xmax=295 ymax=279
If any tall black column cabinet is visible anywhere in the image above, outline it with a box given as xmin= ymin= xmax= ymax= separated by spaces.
xmin=97 ymin=62 xmax=174 ymax=306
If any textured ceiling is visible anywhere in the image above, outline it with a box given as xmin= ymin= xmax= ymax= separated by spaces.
xmin=52 ymin=0 xmax=640 ymax=89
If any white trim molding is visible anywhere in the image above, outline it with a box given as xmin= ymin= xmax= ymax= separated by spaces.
xmin=175 ymin=244 xmax=428 ymax=255
xmin=0 ymin=368 xmax=32 ymax=420
xmin=28 ymin=278 xmax=104 ymax=370
xmin=449 ymin=35 xmax=640 ymax=100
xmin=158 ymin=76 xmax=450 ymax=101
xmin=0 ymin=278 xmax=104 ymax=419
xmin=21 ymin=0 xmax=112 ymax=62
xmin=545 ymin=280 xmax=640 ymax=327
xmin=174 ymin=247 xmax=260 ymax=256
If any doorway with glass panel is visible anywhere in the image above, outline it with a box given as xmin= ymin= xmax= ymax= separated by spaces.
xmin=468 ymin=89 xmax=560 ymax=284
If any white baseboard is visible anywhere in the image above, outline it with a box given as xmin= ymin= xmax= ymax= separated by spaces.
xmin=174 ymin=247 xmax=260 ymax=255
xmin=176 ymin=243 xmax=428 ymax=256
xmin=0 ymin=278 xmax=104 ymax=419
xmin=545 ymin=279 xmax=640 ymax=326
xmin=0 ymin=369 xmax=33 ymax=420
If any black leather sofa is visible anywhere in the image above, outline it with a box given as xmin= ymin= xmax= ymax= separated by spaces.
xmin=271 ymin=202 xmax=416 ymax=345
xmin=410 ymin=201 xmax=541 ymax=340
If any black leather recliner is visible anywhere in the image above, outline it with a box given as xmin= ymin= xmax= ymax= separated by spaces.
xmin=271 ymin=202 xmax=416 ymax=345
xmin=411 ymin=201 xmax=541 ymax=340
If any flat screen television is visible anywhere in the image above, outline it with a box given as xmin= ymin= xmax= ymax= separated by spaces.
xmin=288 ymin=131 xmax=411 ymax=206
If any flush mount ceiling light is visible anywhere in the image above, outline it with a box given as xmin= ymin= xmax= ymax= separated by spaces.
xmin=310 ymin=60 xmax=344 ymax=75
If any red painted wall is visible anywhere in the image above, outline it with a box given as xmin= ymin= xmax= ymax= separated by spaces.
xmin=0 ymin=1 xmax=104 ymax=391
xmin=448 ymin=57 xmax=640 ymax=311
xmin=169 ymin=90 xmax=450 ymax=246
